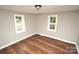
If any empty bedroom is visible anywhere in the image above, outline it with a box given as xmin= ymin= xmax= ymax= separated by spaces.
xmin=0 ymin=5 xmax=79 ymax=54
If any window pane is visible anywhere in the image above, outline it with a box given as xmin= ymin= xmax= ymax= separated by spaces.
xmin=16 ymin=16 xmax=23 ymax=31
xmin=50 ymin=24 xmax=55 ymax=30
xmin=50 ymin=16 xmax=56 ymax=23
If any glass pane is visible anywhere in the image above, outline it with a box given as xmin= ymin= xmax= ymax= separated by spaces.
xmin=50 ymin=24 xmax=55 ymax=30
xmin=50 ymin=16 xmax=56 ymax=23
xmin=16 ymin=16 xmax=23 ymax=31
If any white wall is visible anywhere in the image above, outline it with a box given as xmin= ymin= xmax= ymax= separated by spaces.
xmin=0 ymin=10 xmax=35 ymax=47
xmin=36 ymin=11 xmax=79 ymax=43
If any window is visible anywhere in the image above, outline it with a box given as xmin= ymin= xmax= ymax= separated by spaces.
xmin=14 ymin=14 xmax=25 ymax=33
xmin=48 ymin=15 xmax=57 ymax=32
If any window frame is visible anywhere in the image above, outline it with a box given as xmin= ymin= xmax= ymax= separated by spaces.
xmin=14 ymin=14 xmax=25 ymax=33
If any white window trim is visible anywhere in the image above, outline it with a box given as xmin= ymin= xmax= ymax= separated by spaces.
xmin=48 ymin=15 xmax=58 ymax=32
xmin=14 ymin=14 xmax=25 ymax=33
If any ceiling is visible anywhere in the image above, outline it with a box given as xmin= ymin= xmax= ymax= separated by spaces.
xmin=0 ymin=5 xmax=79 ymax=14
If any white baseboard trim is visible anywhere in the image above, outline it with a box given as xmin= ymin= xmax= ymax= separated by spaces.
xmin=0 ymin=33 xmax=36 ymax=50
xmin=75 ymin=44 xmax=79 ymax=54
xmin=38 ymin=33 xmax=76 ymax=44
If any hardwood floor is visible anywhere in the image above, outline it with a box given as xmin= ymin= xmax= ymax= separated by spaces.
xmin=0 ymin=34 xmax=78 ymax=54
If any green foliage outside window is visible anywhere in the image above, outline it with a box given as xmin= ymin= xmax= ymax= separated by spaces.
xmin=16 ymin=16 xmax=23 ymax=31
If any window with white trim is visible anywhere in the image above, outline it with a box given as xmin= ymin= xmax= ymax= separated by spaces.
xmin=48 ymin=15 xmax=57 ymax=32
xmin=14 ymin=14 xmax=25 ymax=33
